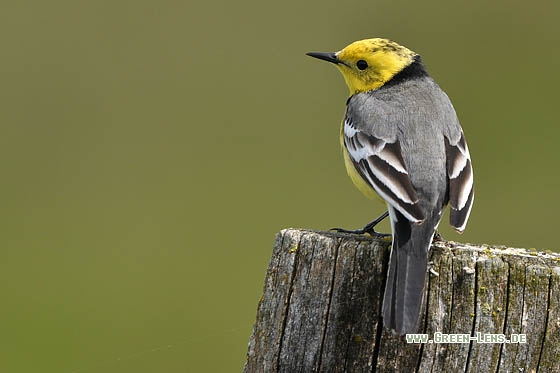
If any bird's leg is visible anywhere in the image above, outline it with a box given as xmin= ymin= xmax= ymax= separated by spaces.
xmin=331 ymin=211 xmax=391 ymax=237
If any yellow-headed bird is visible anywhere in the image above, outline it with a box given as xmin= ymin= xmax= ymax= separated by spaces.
xmin=307 ymin=38 xmax=474 ymax=335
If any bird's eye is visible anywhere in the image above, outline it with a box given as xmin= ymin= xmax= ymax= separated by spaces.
xmin=356 ymin=60 xmax=368 ymax=70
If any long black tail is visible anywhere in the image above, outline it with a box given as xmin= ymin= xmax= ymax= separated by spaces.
xmin=381 ymin=207 xmax=439 ymax=335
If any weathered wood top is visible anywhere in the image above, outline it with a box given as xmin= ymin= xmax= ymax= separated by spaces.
xmin=245 ymin=229 xmax=560 ymax=372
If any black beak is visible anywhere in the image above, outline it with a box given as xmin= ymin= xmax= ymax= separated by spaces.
xmin=306 ymin=51 xmax=339 ymax=64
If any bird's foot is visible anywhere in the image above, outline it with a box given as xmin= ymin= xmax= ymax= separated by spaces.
xmin=331 ymin=226 xmax=390 ymax=238
xmin=331 ymin=211 xmax=391 ymax=238
xmin=428 ymin=261 xmax=440 ymax=277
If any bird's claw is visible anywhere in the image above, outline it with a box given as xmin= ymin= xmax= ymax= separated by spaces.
xmin=330 ymin=211 xmax=391 ymax=238
xmin=428 ymin=261 xmax=440 ymax=277
xmin=433 ymin=230 xmax=447 ymax=243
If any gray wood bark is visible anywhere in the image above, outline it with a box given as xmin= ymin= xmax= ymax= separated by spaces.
xmin=244 ymin=229 xmax=560 ymax=372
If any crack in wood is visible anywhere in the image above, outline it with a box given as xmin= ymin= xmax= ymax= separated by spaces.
xmin=536 ymin=272 xmax=553 ymax=369
xmin=275 ymin=230 xmax=302 ymax=372
xmin=317 ymin=237 xmax=342 ymax=371
xmin=464 ymin=258 xmax=479 ymax=372
xmin=371 ymin=241 xmax=389 ymax=373
xmin=342 ymin=241 xmax=361 ymax=372
xmin=496 ymin=264 xmax=511 ymax=373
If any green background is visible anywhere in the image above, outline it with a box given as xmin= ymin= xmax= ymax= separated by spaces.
xmin=1 ymin=0 xmax=558 ymax=371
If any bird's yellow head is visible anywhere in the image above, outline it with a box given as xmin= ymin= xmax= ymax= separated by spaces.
xmin=307 ymin=38 xmax=417 ymax=95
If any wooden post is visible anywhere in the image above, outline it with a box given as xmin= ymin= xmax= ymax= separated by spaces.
xmin=244 ymin=229 xmax=560 ymax=372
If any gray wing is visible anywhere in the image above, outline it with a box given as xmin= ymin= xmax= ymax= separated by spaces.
xmin=343 ymin=115 xmax=425 ymax=224
xmin=445 ymin=130 xmax=474 ymax=232
xmin=346 ymin=82 xmax=473 ymax=229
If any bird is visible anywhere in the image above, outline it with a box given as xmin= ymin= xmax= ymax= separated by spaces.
xmin=306 ymin=38 xmax=474 ymax=335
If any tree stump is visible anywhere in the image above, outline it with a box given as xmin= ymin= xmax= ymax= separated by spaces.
xmin=244 ymin=229 xmax=560 ymax=372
